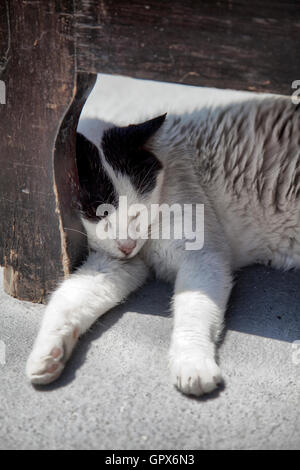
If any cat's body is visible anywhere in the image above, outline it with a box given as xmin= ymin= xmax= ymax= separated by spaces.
xmin=26 ymin=94 xmax=300 ymax=396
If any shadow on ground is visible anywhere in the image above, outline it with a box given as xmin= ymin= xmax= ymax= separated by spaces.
xmin=36 ymin=264 xmax=300 ymax=392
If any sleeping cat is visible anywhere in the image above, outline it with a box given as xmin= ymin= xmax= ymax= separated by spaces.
xmin=26 ymin=95 xmax=300 ymax=396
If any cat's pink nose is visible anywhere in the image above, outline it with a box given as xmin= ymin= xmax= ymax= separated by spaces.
xmin=117 ymin=240 xmax=137 ymax=256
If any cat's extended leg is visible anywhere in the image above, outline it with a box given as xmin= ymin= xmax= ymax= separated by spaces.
xmin=26 ymin=251 xmax=148 ymax=384
xmin=169 ymin=251 xmax=232 ymax=396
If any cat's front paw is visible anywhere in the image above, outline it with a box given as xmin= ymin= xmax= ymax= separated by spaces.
xmin=170 ymin=350 xmax=223 ymax=397
xmin=26 ymin=328 xmax=79 ymax=385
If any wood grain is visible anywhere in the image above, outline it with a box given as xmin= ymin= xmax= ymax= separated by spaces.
xmin=0 ymin=0 xmax=95 ymax=302
xmin=75 ymin=0 xmax=300 ymax=95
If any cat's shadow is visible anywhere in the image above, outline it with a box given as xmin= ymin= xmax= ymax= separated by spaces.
xmin=226 ymin=264 xmax=300 ymax=342
xmin=35 ymin=264 xmax=300 ymax=393
xmin=34 ymin=279 xmax=172 ymax=391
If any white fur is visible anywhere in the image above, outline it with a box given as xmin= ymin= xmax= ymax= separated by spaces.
xmin=27 ymin=86 xmax=300 ymax=396
xmin=26 ymin=252 xmax=148 ymax=384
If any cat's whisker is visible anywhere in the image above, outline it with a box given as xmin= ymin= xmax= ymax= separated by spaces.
xmin=64 ymin=227 xmax=88 ymax=238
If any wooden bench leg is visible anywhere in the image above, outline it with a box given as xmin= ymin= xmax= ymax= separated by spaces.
xmin=0 ymin=0 xmax=96 ymax=302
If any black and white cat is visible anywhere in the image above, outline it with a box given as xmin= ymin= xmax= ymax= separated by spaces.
xmin=26 ymin=94 xmax=300 ymax=396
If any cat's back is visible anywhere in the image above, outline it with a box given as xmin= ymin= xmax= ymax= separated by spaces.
xmin=159 ymin=95 xmax=300 ymax=270
xmin=199 ymin=96 xmax=300 ymax=269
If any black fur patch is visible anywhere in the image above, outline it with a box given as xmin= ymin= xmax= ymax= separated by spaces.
xmin=76 ymin=132 xmax=117 ymax=220
xmin=101 ymin=114 xmax=166 ymax=194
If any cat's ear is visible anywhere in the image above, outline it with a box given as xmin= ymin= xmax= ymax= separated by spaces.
xmin=76 ymin=132 xmax=101 ymax=178
xmin=102 ymin=113 xmax=167 ymax=152
xmin=127 ymin=113 xmax=167 ymax=147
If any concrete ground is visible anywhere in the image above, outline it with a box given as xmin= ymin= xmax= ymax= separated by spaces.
xmin=0 ymin=265 xmax=300 ymax=450
xmin=1 ymin=76 xmax=300 ymax=449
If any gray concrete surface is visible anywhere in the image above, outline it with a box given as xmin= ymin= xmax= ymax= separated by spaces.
xmin=0 ymin=265 xmax=299 ymax=450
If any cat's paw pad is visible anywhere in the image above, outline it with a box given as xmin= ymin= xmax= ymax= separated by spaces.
xmin=26 ymin=329 xmax=78 ymax=385
xmin=26 ymin=345 xmax=64 ymax=385
xmin=170 ymin=352 xmax=223 ymax=396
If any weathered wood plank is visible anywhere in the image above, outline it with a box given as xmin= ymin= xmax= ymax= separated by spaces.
xmin=54 ymin=72 xmax=95 ymax=274
xmin=0 ymin=0 xmax=95 ymax=302
xmin=75 ymin=0 xmax=300 ymax=95
xmin=0 ymin=0 xmax=10 ymax=77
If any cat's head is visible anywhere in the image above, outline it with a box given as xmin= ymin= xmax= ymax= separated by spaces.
xmin=76 ymin=114 xmax=166 ymax=258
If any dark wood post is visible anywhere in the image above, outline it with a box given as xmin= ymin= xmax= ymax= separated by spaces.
xmin=0 ymin=1 xmax=96 ymax=302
